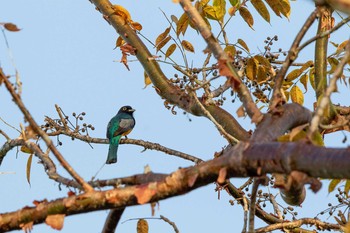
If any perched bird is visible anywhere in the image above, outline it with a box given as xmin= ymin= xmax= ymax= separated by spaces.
xmin=106 ymin=105 xmax=135 ymax=164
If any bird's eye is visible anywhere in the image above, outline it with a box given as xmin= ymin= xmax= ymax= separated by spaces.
xmin=123 ymin=107 xmax=126 ymax=111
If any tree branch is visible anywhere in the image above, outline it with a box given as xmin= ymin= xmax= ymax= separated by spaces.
xmin=270 ymin=9 xmax=318 ymax=109
xmin=89 ymin=0 xmax=250 ymax=141
xmin=0 ymin=68 xmax=93 ymax=193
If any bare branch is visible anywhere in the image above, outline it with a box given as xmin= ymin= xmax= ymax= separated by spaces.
xmin=102 ymin=208 xmax=125 ymax=233
xmin=160 ymin=215 xmax=180 ymax=233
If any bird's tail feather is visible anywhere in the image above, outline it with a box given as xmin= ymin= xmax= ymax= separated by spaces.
xmin=106 ymin=137 xmax=121 ymax=164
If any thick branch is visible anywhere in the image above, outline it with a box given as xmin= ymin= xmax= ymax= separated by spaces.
xmin=2 ymin=141 xmax=350 ymax=231
xmin=90 ymin=0 xmax=250 ymax=141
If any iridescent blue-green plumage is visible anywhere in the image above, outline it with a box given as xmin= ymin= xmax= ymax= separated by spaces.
xmin=106 ymin=106 xmax=135 ymax=164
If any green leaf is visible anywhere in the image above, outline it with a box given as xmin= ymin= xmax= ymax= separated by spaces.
xmin=251 ymin=0 xmax=270 ymax=23
xmin=229 ymin=0 xmax=240 ymax=7
xmin=328 ymin=179 xmax=342 ymax=193
xmin=213 ymin=0 xmax=226 ymax=21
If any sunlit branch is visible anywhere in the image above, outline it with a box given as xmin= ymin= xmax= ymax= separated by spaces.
xmin=0 ymin=68 xmax=94 ymax=192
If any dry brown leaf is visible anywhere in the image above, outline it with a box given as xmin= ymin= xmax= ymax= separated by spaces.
xmin=181 ymin=40 xmax=195 ymax=53
xmin=137 ymin=219 xmax=149 ymax=233
xmin=45 ymin=214 xmax=65 ymax=230
xmin=236 ymin=105 xmax=246 ymax=118
xmin=4 ymin=23 xmax=21 ymax=32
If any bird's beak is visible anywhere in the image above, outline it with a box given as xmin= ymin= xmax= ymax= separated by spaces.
xmin=129 ymin=108 xmax=136 ymax=112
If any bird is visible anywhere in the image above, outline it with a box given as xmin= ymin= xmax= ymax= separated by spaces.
xmin=106 ymin=105 xmax=135 ymax=164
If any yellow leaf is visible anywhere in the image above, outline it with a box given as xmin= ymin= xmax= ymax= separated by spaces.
xmin=4 ymin=23 xmax=21 ymax=32
xmin=257 ymin=65 xmax=267 ymax=84
xmin=224 ymin=45 xmax=236 ymax=59
xmin=300 ymin=73 xmax=308 ymax=92
xmin=328 ymin=179 xmax=342 ymax=193
xmin=171 ymin=15 xmax=178 ymax=24
xmin=239 ymin=6 xmax=254 ymax=28
xmin=203 ymin=5 xmax=218 ymax=20
xmin=45 ymin=214 xmax=65 ymax=230
xmin=213 ymin=0 xmax=226 ymax=21
xmin=229 ymin=0 xmax=240 ymax=7
xmin=228 ymin=6 xmax=238 ymax=16
xmin=26 ymin=153 xmax=33 ymax=186
xmin=277 ymin=134 xmax=290 ymax=142
xmin=155 ymin=27 xmax=171 ymax=48
xmin=290 ymin=85 xmax=304 ymax=105
xmin=345 ymin=180 xmax=350 ymax=195
xmin=300 ymin=60 xmax=314 ymax=72
xmin=112 ymin=5 xmax=132 ymax=23
xmin=165 ymin=44 xmax=177 ymax=59
xmin=114 ymin=36 xmax=125 ymax=49
xmin=285 ymin=69 xmax=302 ymax=82
xmin=246 ymin=57 xmax=257 ymax=81
xmin=181 ymin=40 xmax=195 ymax=53
xmin=156 ymin=36 xmax=171 ymax=52
xmin=237 ymin=38 xmax=250 ymax=52
xmin=254 ymin=55 xmax=271 ymax=69
xmin=20 ymin=145 xmax=33 ymax=154
xmin=280 ymin=0 xmax=291 ymax=18
xmin=144 ymin=71 xmax=152 ymax=89
xmin=265 ymin=0 xmax=282 ymax=17
xmin=137 ymin=219 xmax=149 ymax=233
xmin=131 ymin=21 xmax=142 ymax=31
xmin=250 ymin=0 xmax=270 ymax=23
xmin=345 ymin=221 xmax=350 ymax=233
xmin=176 ymin=13 xmax=189 ymax=36
xmin=309 ymin=67 xmax=315 ymax=90
xmin=328 ymin=57 xmax=339 ymax=74
xmin=336 ymin=40 xmax=348 ymax=55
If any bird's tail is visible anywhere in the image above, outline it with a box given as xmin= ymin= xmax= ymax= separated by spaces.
xmin=106 ymin=136 xmax=121 ymax=164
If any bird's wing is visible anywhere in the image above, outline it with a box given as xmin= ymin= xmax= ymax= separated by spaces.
xmin=113 ymin=118 xmax=135 ymax=137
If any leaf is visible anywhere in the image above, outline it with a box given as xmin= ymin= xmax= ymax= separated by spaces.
xmin=309 ymin=67 xmax=315 ymax=90
xmin=213 ymin=0 xmax=226 ymax=21
xmin=254 ymin=55 xmax=271 ymax=69
xmin=300 ymin=60 xmax=314 ymax=72
xmin=181 ymin=40 xmax=195 ymax=53
xmin=264 ymin=0 xmax=282 ymax=17
xmin=156 ymin=35 xmax=171 ymax=52
xmin=229 ymin=0 xmax=240 ymax=7
xmin=171 ymin=15 xmax=178 ymax=24
xmin=165 ymin=44 xmax=177 ymax=59
xmin=224 ymin=45 xmax=236 ymax=59
xmin=336 ymin=40 xmax=348 ymax=55
xmin=290 ymin=85 xmax=304 ymax=105
xmin=112 ymin=5 xmax=132 ymax=23
xmin=45 ymin=214 xmax=65 ymax=230
xmin=251 ymin=0 xmax=270 ymax=23
xmin=20 ymin=145 xmax=32 ymax=154
xmin=290 ymin=123 xmax=308 ymax=141
xmin=228 ymin=6 xmax=238 ymax=16
xmin=137 ymin=219 xmax=149 ymax=233
xmin=257 ymin=65 xmax=268 ymax=84
xmin=280 ymin=0 xmax=291 ymax=18
xmin=345 ymin=180 xmax=350 ymax=195
xmin=237 ymin=38 xmax=250 ymax=52
xmin=300 ymin=73 xmax=308 ymax=92
xmin=144 ymin=71 xmax=152 ymax=89
xmin=328 ymin=57 xmax=339 ymax=74
xmin=203 ymin=5 xmax=218 ymax=20
xmin=131 ymin=21 xmax=142 ymax=31
xmin=115 ymin=36 xmax=125 ymax=49
xmin=236 ymin=105 xmax=246 ymax=117
xmin=285 ymin=69 xmax=302 ymax=82
xmin=4 ymin=23 xmax=21 ymax=32
xmin=246 ymin=57 xmax=257 ymax=81
xmin=176 ymin=13 xmax=189 ymax=36
xmin=26 ymin=153 xmax=33 ymax=186
xmin=328 ymin=179 xmax=342 ymax=193
xmin=239 ymin=6 xmax=254 ymax=28
xmin=155 ymin=27 xmax=171 ymax=48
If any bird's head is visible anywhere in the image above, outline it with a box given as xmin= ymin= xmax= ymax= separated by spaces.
xmin=118 ymin=105 xmax=135 ymax=114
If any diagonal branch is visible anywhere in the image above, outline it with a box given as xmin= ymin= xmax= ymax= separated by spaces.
xmin=89 ymin=0 xmax=250 ymax=141
xmin=178 ymin=0 xmax=262 ymax=122
xmin=0 ymin=68 xmax=93 ymax=192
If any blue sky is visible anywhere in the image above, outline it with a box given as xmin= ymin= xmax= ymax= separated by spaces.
xmin=1 ymin=1 xmax=349 ymax=232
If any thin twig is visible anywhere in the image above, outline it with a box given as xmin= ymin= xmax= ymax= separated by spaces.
xmin=269 ymin=194 xmax=283 ymax=220
xmin=248 ymin=178 xmax=260 ymax=233
xmin=308 ymin=41 xmax=350 ymax=137
xmin=242 ymin=196 xmax=249 ymax=233
xmin=160 ymin=215 xmax=180 ymax=233
xmin=189 ymin=90 xmax=239 ymax=144
xmin=270 ymin=9 xmax=318 ymax=109
xmin=0 ymin=68 xmax=93 ymax=192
